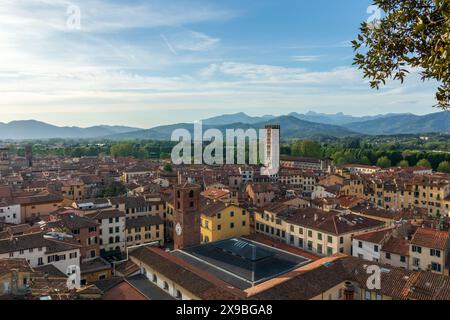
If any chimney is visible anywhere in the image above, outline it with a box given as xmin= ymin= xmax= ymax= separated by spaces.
xmin=343 ymin=281 xmax=355 ymax=300
xmin=314 ymin=213 xmax=318 ymax=222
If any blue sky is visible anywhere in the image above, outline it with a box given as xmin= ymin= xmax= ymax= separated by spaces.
xmin=0 ymin=0 xmax=440 ymax=128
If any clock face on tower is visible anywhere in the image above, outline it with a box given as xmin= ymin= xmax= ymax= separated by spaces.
xmin=175 ymin=223 xmax=182 ymax=236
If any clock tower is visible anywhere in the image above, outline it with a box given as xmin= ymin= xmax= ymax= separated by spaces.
xmin=173 ymin=183 xmax=201 ymax=250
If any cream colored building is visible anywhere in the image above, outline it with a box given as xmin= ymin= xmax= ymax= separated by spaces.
xmin=0 ymin=259 xmax=33 ymax=297
xmin=61 ymin=179 xmax=85 ymax=202
xmin=380 ymin=237 xmax=410 ymax=269
xmin=360 ymin=174 xmax=450 ymax=217
xmin=121 ymin=167 xmax=153 ymax=183
xmin=111 ymin=196 xmax=165 ymax=220
xmin=255 ymin=206 xmax=385 ymax=256
xmin=15 ymin=192 xmax=64 ymax=223
xmin=408 ymin=227 xmax=449 ymax=274
xmin=126 ymin=215 xmax=164 ymax=247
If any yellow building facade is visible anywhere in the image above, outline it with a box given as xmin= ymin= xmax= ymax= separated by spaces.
xmin=200 ymin=204 xmax=250 ymax=243
xmin=125 ymin=216 xmax=165 ymax=247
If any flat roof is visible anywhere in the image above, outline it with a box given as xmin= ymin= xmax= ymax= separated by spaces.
xmin=173 ymin=237 xmax=311 ymax=289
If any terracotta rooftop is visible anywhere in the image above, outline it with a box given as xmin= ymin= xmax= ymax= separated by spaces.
xmin=34 ymin=264 xmax=68 ymax=278
xmin=125 ymin=215 xmax=163 ymax=229
xmin=201 ymin=188 xmax=230 ymax=200
xmin=14 ymin=191 xmax=64 ymax=205
xmin=285 ymin=209 xmax=385 ymax=236
xmin=124 ymin=166 xmax=153 ymax=173
xmin=0 ymin=258 xmax=32 ymax=276
xmin=114 ymin=260 xmax=140 ymax=277
xmin=130 ymin=246 xmax=243 ymax=300
xmin=382 ymin=237 xmax=410 ymax=256
xmin=247 ymin=183 xmax=275 ymax=193
xmin=337 ymin=195 xmax=364 ymax=208
xmin=101 ymin=280 xmax=148 ymax=300
xmin=48 ymin=213 xmax=98 ymax=230
xmin=411 ymin=227 xmax=450 ymax=251
xmin=0 ymin=232 xmax=80 ymax=255
xmin=250 ymin=255 xmax=450 ymax=300
xmin=85 ymin=209 xmax=125 ymax=220
xmin=350 ymin=204 xmax=395 ymax=219
xmin=80 ymin=257 xmax=111 ymax=274
xmin=353 ymin=228 xmax=393 ymax=244
xmin=200 ymin=200 xmax=228 ymax=217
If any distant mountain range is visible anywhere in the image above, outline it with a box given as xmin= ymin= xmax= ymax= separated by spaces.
xmin=0 ymin=111 xmax=448 ymax=140
xmin=201 ymin=111 xmax=411 ymax=126
xmin=109 ymin=115 xmax=356 ymax=141
xmin=0 ymin=120 xmax=142 ymax=140
xmin=288 ymin=111 xmax=410 ymax=126
xmin=341 ymin=112 xmax=450 ymax=135
xmin=202 ymin=112 xmax=275 ymax=125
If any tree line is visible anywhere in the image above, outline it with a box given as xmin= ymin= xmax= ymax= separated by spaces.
xmin=4 ymin=136 xmax=450 ymax=173
xmin=285 ymin=139 xmax=450 ymax=173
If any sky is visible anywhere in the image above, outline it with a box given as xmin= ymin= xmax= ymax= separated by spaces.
xmin=0 ymin=0 xmax=441 ymax=128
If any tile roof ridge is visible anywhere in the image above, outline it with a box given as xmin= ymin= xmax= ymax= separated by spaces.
xmin=45 ymin=235 xmax=82 ymax=248
xmin=140 ymin=247 xmax=245 ymax=298
xmin=122 ymin=278 xmax=150 ymax=300
xmin=245 ymin=254 xmax=346 ymax=297
xmin=401 ymin=271 xmax=420 ymax=298
xmin=332 ymin=214 xmax=339 ymax=235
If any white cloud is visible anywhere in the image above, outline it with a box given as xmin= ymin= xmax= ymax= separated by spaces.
xmin=0 ymin=59 xmax=435 ymax=119
xmin=200 ymin=62 xmax=308 ymax=80
xmin=0 ymin=1 xmax=226 ymax=68
xmin=199 ymin=62 xmax=361 ymax=85
xmin=166 ymin=31 xmax=220 ymax=52
xmin=0 ymin=0 xmax=234 ymax=33
xmin=291 ymin=55 xmax=322 ymax=62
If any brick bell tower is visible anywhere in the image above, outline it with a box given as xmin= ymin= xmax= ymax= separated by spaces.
xmin=173 ymin=183 xmax=201 ymax=250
